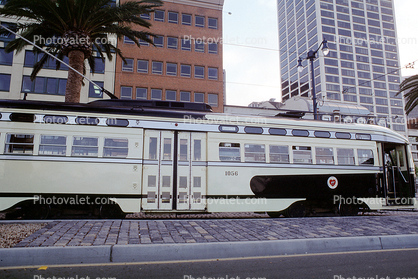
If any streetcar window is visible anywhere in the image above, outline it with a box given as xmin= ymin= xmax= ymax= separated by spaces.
xmin=292 ymin=129 xmax=309 ymax=137
xmin=219 ymin=143 xmax=241 ymax=161
xmin=103 ymin=138 xmax=128 ymax=158
xmin=75 ymin=117 xmax=99 ymax=125
xmin=149 ymin=137 xmax=158 ymax=160
xmin=316 ymin=147 xmax=334 ymax=165
xmin=358 ymin=149 xmax=374 ymax=165
xmin=193 ymin=139 xmax=201 ymax=161
xmin=269 ymin=145 xmax=289 ymax=163
xmin=5 ymin=134 xmax=34 ymax=154
xmin=292 ymin=146 xmax=312 ymax=164
xmin=163 ymin=138 xmax=172 ymax=160
xmin=43 ymin=115 xmax=68 ymax=124
xmin=269 ymin=128 xmax=287 ymax=136
xmin=244 ymin=126 xmax=263 ymax=134
xmin=106 ymin=118 xmax=129 ymax=127
xmin=39 ymin=135 xmax=66 ymax=156
xmin=193 ymin=177 xmax=201 ymax=188
xmin=335 ymin=132 xmax=351 ymax=139
xmin=71 ymin=137 xmax=98 ymax=157
xmin=219 ymin=125 xmax=239 ymax=133
xmin=245 ymin=144 xmax=266 ymax=162
xmin=179 ymin=139 xmax=188 ymax=161
xmin=9 ymin=113 xmax=35 ymax=123
xmin=356 ymin=133 xmax=371 ymax=140
xmin=337 ymin=148 xmax=355 ymax=165
xmin=314 ymin=131 xmax=331 ymax=138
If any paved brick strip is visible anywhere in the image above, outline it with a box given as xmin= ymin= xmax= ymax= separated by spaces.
xmin=13 ymin=215 xmax=418 ymax=248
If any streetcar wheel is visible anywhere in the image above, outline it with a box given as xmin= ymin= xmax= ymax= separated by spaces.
xmin=286 ymin=202 xmax=307 ymax=218
xmin=339 ymin=203 xmax=360 ymax=216
xmin=99 ymin=204 xmax=125 ymax=219
xmin=24 ymin=204 xmax=50 ymax=219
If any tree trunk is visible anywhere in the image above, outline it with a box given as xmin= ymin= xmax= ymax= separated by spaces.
xmin=65 ymin=50 xmax=85 ymax=103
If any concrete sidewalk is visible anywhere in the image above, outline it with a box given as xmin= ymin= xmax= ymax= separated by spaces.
xmin=1 ymin=213 xmax=418 ymax=267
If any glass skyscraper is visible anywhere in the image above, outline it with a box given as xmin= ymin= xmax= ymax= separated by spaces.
xmin=278 ymin=0 xmax=406 ymax=132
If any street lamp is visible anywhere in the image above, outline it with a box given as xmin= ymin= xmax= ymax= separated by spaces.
xmin=297 ymin=39 xmax=329 ymax=120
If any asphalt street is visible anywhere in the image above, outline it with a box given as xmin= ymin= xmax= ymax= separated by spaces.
xmin=1 ymin=248 xmax=417 ymax=279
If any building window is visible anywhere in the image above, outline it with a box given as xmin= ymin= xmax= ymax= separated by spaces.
xmin=0 ymin=48 xmax=13 ymax=65
xmin=154 ymin=35 xmax=164 ymax=48
xmin=24 ymin=50 xmax=69 ymax=71
xmin=166 ymin=90 xmax=176 ymax=101
xmin=166 ymin=63 xmax=177 ymax=76
xmin=120 ymin=86 xmax=132 ymax=99
xmin=208 ymin=17 xmax=218 ymax=29
xmin=89 ymin=81 xmax=104 ymax=98
xmin=208 ymin=93 xmax=218 ymax=107
xmin=139 ymin=38 xmax=149 ymax=46
xmin=195 ymin=15 xmax=205 ymax=27
xmin=136 ymin=87 xmax=147 ymax=99
xmin=140 ymin=13 xmax=150 ymax=20
xmin=137 ymin=60 xmax=148 ymax=73
xmin=91 ymin=57 xmax=105 ymax=74
xmin=182 ymin=14 xmax=192 ymax=25
xmin=0 ymin=73 xmax=11 ymax=92
xmin=151 ymin=89 xmax=162 ymax=100
xmin=167 ymin=37 xmax=178 ymax=49
xmin=168 ymin=11 xmax=178 ymax=23
xmin=195 ymin=41 xmax=204 ymax=52
xmin=208 ymin=67 xmax=218 ymax=80
xmin=180 ymin=91 xmax=191 ymax=102
xmin=21 ymin=76 xmax=66 ymax=95
xmin=194 ymin=66 xmax=205 ymax=79
xmin=208 ymin=43 xmax=218 ymax=54
xmin=180 ymin=64 xmax=191 ymax=77
xmin=154 ymin=10 xmax=165 ymax=22
xmin=152 ymin=61 xmax=163 ymax=75
xmin=123 ymin=36 xmax=135 ymax=44
xmin=122 ymin=58 xmax=134 ymax=72
xmin=194 ymin=92 xmax=204 ymax=103
xmin=181 ymin=38 xmax=191 ymax=51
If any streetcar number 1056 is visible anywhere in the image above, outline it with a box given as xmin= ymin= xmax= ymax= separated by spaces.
xmin=225 ymin=171 xmax=239 ymax=176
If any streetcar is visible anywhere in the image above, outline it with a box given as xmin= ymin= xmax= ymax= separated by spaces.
xmin=0 ymin=99 xmax=416 ymax=218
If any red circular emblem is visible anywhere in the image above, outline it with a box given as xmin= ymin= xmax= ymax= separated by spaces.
xmin=327 ymin=176 xmax=338 ymax=189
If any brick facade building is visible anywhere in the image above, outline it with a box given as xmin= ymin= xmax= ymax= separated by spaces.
xmin=115 ymin=0 xmax=225 ymax=112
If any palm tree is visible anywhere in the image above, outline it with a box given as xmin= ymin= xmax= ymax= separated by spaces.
xmin=0 ymin=0 xmax=162 ymax=102
xmin=398 ymin=74 xmax=418 ymax=115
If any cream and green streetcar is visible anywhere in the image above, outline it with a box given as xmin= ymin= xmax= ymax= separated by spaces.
xmin=0 ymin=99 xmax=416 ymax=218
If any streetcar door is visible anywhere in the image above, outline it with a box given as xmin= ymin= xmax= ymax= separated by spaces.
xmin=177 ymin=132 xmax=207 ymax=210
xmin=382 ymin=143 xmax=413 ymax=206
xmin=142 ymin=130 xmax=206 ymax=211
xmin=142 ymin=130 xmax=175 ymax=210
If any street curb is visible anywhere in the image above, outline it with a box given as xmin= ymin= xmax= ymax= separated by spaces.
xmin=1 ymin=234 xmax=417 ymax=267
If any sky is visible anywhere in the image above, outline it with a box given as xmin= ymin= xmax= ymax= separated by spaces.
xmin=222 ymin=0 xmax=418 ymax=106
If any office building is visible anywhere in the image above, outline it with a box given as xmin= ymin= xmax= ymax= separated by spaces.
xmin=0 ymin=0 xmax=224 ymax=112
xmin=278 ymin=0 xmax=406 ymax=132
xmin=115 ymin=0 xmax=225 ymax=112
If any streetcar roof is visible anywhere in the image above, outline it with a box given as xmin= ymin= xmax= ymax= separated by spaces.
xmin=0 ymin=99 xmax=408 ymax=145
